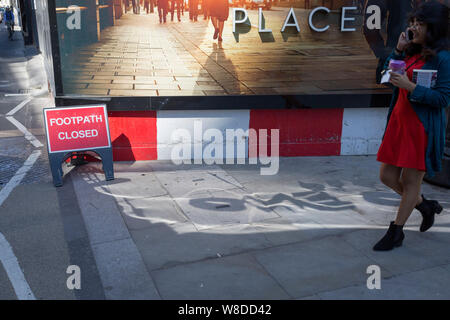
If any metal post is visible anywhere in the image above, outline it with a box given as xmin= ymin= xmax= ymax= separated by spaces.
xmin=96 ymin=0 xmax=101 ymax=40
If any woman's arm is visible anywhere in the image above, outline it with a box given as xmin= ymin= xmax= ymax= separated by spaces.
xmin=382 ymin=32 xmax=408 ymax=71
xmin=408 ymin=54 xmax=450 ymax=109
xmin=382 ymin=49 xmax=405 ymax=71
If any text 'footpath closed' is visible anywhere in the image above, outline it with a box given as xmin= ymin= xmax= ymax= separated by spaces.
xmin=49 ymin=115 xmax=103 ymax=126
xmin=44 ymin=106 xmax=111 ymax=153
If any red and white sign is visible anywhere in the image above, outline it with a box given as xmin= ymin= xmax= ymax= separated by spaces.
xmin=44 ymin=105 xmax=111 ymax=153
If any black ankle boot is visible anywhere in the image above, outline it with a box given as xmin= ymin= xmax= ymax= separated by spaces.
xmin=373 ymin=221 xmax=405 ymax=251
xmin=415 ymin=195 xmax=443 ymax=232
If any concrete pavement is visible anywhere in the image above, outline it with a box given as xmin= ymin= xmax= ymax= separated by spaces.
xmin=1 ymin=14 xmax=449 ymax=299
xmin=68 ymin=156 xmax=450 ymax=299
xmin=2 ymin=107 xmax=450 ymax=299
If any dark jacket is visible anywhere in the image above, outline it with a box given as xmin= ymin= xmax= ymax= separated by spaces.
xmin=383 ymin=49 xmax=450 ymax=177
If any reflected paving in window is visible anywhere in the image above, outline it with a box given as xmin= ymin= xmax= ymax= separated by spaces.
xmin=55 ymin=0 xmax=431 ymax=98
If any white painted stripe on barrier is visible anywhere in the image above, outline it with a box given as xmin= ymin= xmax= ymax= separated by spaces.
xmin=0 ymin=150 xmax=41 ymax=300
xmin=340 ymin=108 xmax=389 ymax=156
xmin=157 ymin=110 xmax=251 ymax=161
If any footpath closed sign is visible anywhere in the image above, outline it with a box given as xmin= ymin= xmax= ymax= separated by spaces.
xmin=44 ymin=105 xmax=111 ymax=153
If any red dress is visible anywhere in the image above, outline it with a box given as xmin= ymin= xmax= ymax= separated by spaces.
xmin=209 ymin=0 xmax=229 ymax=21
xmin=377 ymin=54 xmax=428 ymax=171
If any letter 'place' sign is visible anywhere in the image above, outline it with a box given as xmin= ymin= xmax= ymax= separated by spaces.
xmin=44 ymin=105 xmax=111 ymax=153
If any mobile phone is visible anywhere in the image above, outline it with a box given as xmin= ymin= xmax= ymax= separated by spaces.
xmin=406 ymin=28 xmax=413 ymax=42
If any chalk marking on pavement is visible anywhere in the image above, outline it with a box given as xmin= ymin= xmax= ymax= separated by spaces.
xmin=6 ymin=97 xmax=32 ymax=116
xmin=5 ymin=116 xmax=43 ymax=148
xmin=0 ymin=150 xmax=41 ymax=300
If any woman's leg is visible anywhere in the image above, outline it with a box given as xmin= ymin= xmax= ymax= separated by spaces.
xmin=212 ymin=17 xmax=219 ymax=39
xmin=211 ymin=16 xmax=218 ymax=29
xmin=218 ymin=20 xmax=225 ymax=39
xmin=379 ymin=163 xmax=423 ymax=205
xmin=379 ymin=163 xmax=403 ymax=194
xmin=395 ymin=168 xmax=426 ymax=225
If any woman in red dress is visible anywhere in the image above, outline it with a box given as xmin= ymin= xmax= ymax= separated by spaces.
xmin=374 ymin=1 xmax=448 ymax=251
xmin=210 ymin=0 xmax=229 ymax=41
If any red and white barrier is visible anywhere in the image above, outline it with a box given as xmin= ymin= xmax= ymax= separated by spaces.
xmin=105 ymin=108 xmax=389 ymax=161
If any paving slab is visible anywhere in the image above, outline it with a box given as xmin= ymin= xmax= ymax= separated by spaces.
xmin=317 ymin=266 xmax=450 ymax=300
xmin=270 ymin=203 xmax=374 ymax=231
xmin=107 ymin=171 xmax=168 ymax=198
xmin=71 ymin=171 xmax=131 ymax=245
xmin=132 ymin=222 xmax=273 ymax=271
xmin=251 ymin=217 xmax=349 ymax=247
xmin=251 ymin=236 xmax=390 ymax=299
xmin=116 ymin=196 xmax=188 ymax=230
xmin=341 ymin=229 xmax=450 ymax=276
xmin=92 ymin=238 xmax=161 ymax=300
xmin=151 ymin=254 xmax=291 ymax=300
xmin=174 ymin=189 xmax=280 ymax=230
xmin=152 ymin=165 xmax=244 ymax=198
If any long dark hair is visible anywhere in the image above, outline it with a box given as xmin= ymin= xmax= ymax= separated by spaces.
xmin=405 ymin=0 xmax=449 ymax=61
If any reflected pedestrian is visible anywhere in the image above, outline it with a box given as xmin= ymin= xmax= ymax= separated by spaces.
xmin=157 ymin=0 xmax=169 ymax=22
xmin=189 ymin=0 xmax=198 ymax=21
xmin=132 ymin=0 xmax=140 ymax=14
xmin=124 ymin=0 xmax=130 ymax=13
xmin=144 ymin=0 xmax=153 ymax=13
xmin=170 ymin=0 xmax=182 ymax=21
xmin=4 ymin=6 xmax=14 ymax=40
xmin=374 ymin=1 xmax=449 ymax=251
xmin=210 ymin=0 xmax=229 ymax=42
xmin=181 ymin=0 xmax=186 ymax=16
xmin=151 ymin=0 xmax=156 ymax=13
